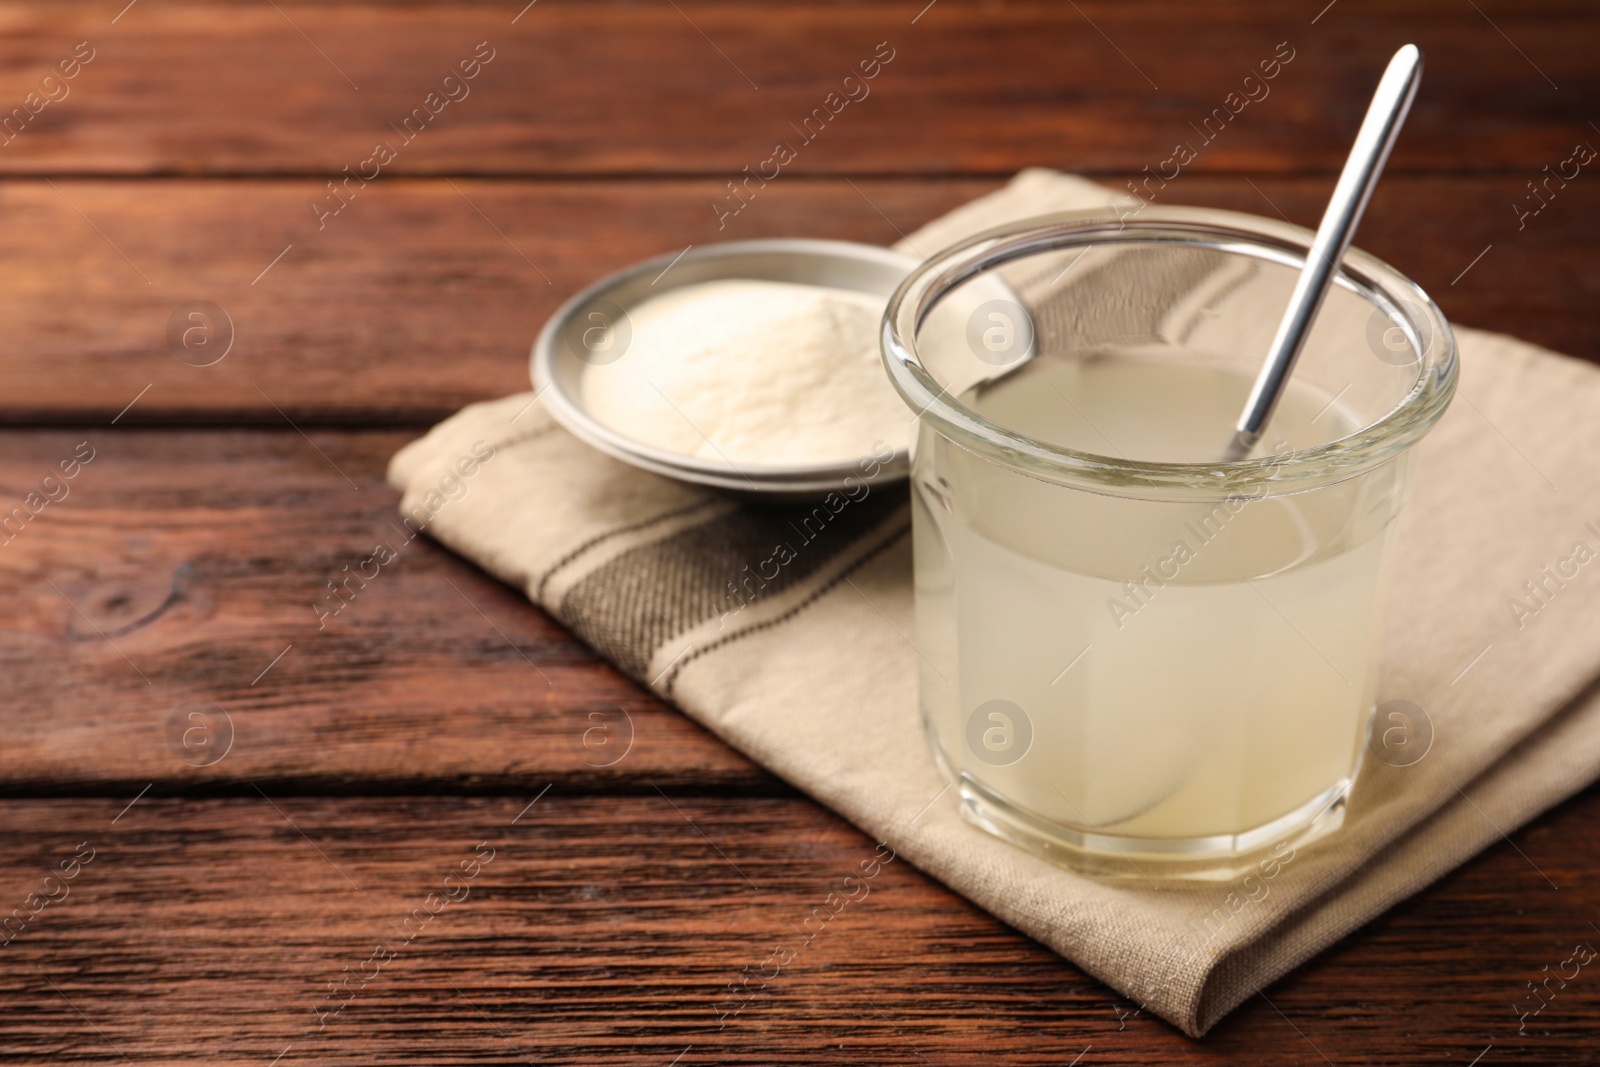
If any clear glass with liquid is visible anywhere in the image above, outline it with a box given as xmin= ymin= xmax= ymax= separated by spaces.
xmin=882 ymin=208 xmax=1457 ymax=877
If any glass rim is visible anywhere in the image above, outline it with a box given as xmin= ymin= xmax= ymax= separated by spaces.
xmin=881 ymin=205 xmax=1459 ymax=501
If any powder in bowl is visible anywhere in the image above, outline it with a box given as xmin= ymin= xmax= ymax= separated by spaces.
xmin=577 ymin=279 xmax=909 ymax=467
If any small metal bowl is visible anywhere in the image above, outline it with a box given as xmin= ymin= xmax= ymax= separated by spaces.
xmin=531 ymin=238 xmax=920 ymax=499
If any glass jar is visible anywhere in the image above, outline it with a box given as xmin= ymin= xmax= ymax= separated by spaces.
xmin=881 ymin=207 xmax=1457 ymax=878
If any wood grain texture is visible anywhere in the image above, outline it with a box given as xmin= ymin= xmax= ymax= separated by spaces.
xmin=1 ymin=793 xmax=1596 ymax=1065
xmin=3 ymin=1 xmax=1599 ymax=1060
xmin=0 ymin=429 xmax=762 ymax=793
xmin=0 ymin=1 xmax=1592 ymax=177
xmin=1 ymin=172 xmax=1596 ymax=426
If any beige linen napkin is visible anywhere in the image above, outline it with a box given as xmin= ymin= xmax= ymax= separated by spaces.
xmin=389 ymin=170 xmax=1600 ymax=1037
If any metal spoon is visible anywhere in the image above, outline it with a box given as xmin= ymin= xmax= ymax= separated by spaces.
xmin=1221 ymin=44 xmax=1423 ymax=462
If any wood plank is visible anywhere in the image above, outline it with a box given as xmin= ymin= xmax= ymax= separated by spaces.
xmin=0 ymin=1 xmax=1591 ymax=176
xmin=3 ymin=172 xmax=1596 ymax=425
xmin=0 ymin=428 xmax=763 ymax=792
xmin=1 ymin=791 xmax=1596 ymax=1063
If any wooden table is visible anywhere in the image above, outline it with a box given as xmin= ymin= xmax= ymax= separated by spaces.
xmin=3 ymin=2 xmax=1597 ymax=1062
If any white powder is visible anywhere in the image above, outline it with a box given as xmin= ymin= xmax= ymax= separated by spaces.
xmin=578 ymin=279 xmax=909 ymax=466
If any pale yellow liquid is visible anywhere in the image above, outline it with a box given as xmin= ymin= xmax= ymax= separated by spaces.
xmin=914 ymin=352 xmax=1402 ymax=845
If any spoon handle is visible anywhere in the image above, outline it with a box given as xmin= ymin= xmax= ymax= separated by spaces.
xmin=1223 ymin=44 xmax=1423 ymax=462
